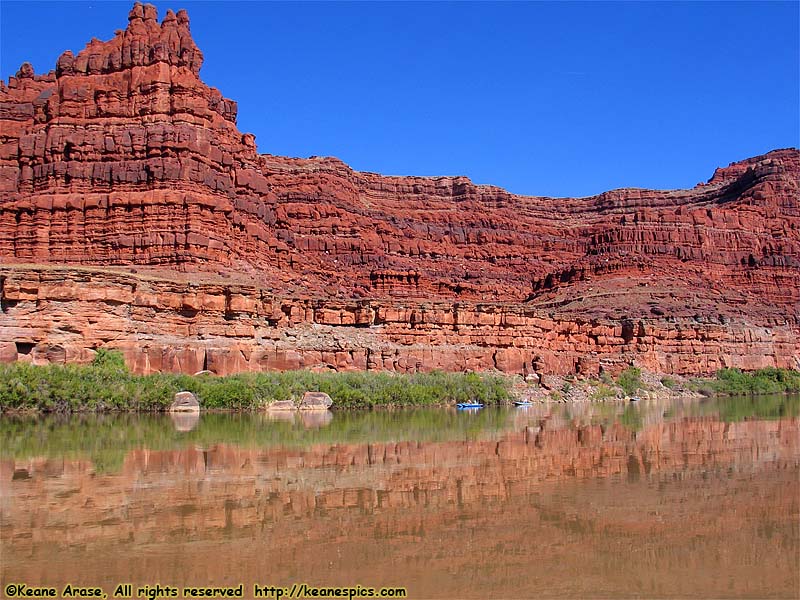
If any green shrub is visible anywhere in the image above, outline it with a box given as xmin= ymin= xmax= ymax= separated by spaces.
xmin=91 ymin=348 xmax=128 ymax=372
xmin=617 ymin=366 xmax=642 ymax=396
xmin=660 ymin=376 xmax=677 ymax=389
xmin=590 ymin=384 xmax=617 ymax=401
xmin=688 ymin=377 xmax=716 ymax=397
xmin=711 ymin=368 xmax=800 ymax=395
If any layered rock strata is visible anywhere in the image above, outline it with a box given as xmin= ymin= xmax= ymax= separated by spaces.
xmin=2 ymin=266 xmax=798 ymax=376
xmin=1 ymin=3 xmax=798 ymax=375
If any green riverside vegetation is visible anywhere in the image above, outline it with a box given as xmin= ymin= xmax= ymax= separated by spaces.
xmin=616 ymin=366 xmax=643 ymax=396
xmin=0 ymin=350 xmax=512 ymax=412
xmin=691 ymin=367 xmax=800 ymax=396
xmin=2 ymin=350 xmax=798 ymax=413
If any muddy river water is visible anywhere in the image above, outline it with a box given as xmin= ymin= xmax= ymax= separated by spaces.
xmin=1 ymin=395 xmax=798 ymax=598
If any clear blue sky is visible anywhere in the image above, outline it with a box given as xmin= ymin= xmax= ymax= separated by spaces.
xmin=1 ymin=1 xmax=798 ymax=197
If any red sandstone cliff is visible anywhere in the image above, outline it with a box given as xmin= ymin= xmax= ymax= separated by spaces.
xmin=1 ymin=3 xmax=798 ymax=375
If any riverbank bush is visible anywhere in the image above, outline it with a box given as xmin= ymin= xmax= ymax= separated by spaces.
xmin=589 ymin=384 xmax=617 ymax=401
xmin=617 ymin=366 xmax=642 ymax=396
xmin=702 ymin=368 xmax=800 ymax=396
xmin=0 ymin=354 xmax=512 ymax=412
xmin=660 ymin=376 xmax=677 ymax=389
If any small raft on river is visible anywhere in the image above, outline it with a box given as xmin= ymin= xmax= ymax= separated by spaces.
xmin=457 ymin=402 xmax=484 ymax=409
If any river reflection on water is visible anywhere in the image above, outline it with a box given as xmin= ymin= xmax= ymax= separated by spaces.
xmin=1 ymin=396 xmax=798 ymax=599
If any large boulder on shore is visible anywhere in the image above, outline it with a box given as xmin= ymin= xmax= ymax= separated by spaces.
xmin=299 ymin=391 xmax=333 ymax=410
xmin=170 ymin=391 xmax=200 ymax=413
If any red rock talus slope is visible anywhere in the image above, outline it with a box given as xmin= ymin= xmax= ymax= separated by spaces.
xmin=1 ymin=3 xmax=798 ymax=375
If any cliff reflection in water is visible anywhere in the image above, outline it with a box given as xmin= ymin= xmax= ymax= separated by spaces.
xmin=1 ymin=397 xmax=798 ymax=599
